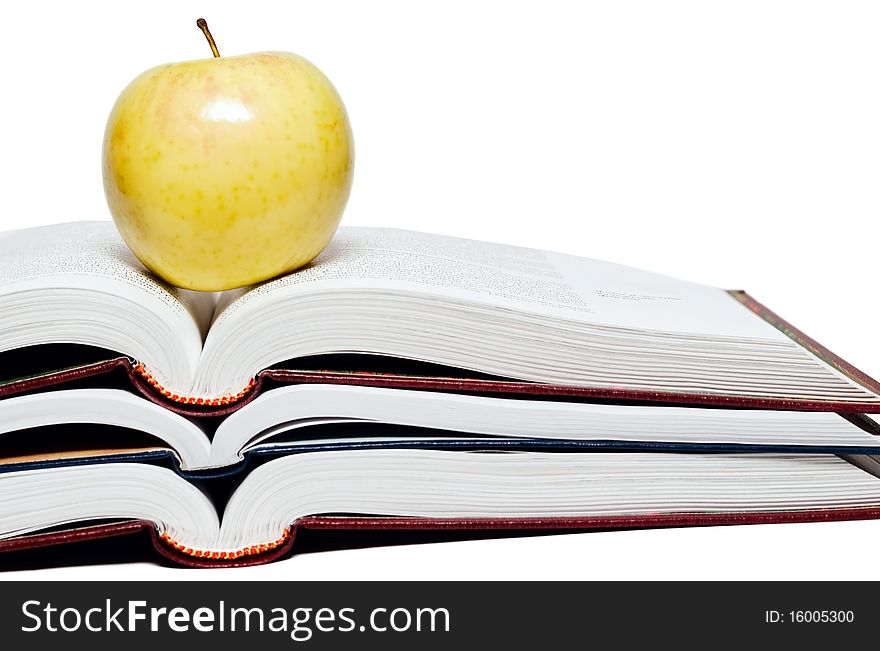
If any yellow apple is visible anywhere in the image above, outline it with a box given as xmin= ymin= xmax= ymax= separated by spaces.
xmin=102 ymin=19 xmax=354 ymax=291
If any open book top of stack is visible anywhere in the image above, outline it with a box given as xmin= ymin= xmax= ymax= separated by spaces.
xmin=0 ymin=220 xmax=877 ymax=413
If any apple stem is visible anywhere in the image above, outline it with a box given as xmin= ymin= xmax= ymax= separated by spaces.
xmin=196 ymin=18 xmax=221 ymax=58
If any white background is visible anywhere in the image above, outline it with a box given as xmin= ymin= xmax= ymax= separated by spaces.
xmin=2 ymin=0 xmax=880 ymax=579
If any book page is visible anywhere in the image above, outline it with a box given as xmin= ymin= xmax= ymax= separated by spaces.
xmin=214 ymin=227 xmax=787 ymax=341
xmin=0 ymin=221 xmax=214 ymax=393
xmin=0 ymin=221 xmax=215 ymax=338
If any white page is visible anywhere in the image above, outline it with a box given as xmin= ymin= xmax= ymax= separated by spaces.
xmin=0 ymin=222 xmax=218 ymax=391
xmin=213 ymin=227 xmax=788 ymax=342
xmin=0 ymin=221 xmax=215 ymax=338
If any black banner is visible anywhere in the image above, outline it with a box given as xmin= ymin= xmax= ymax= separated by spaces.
xmin=0 ymin=581 xmax=874 ymax=648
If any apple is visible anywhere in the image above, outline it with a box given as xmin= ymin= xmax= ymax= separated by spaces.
xmin=103 ymin=19 xmax=354 ymax=291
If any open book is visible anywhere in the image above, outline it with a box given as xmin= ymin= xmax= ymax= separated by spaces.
xmin=4 ymin=450 xmax=880 ymax=562
xmin=1 ymin=221 xmax=878 ymax=410
xmin=2 ymin=386 xmax=880 ymax=472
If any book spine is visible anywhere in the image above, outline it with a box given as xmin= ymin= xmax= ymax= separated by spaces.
xmin=133 ymin=363 xmax=256 ymax=407
xmin=157 ymin=530 xmax=291 ymax=561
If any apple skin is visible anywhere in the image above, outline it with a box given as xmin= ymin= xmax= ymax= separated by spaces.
xmin=103 ymin=52 xmax=354 ymax=291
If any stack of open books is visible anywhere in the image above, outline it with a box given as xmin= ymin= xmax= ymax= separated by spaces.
xmin=1 ymin=221 xmax=879 ymax=567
